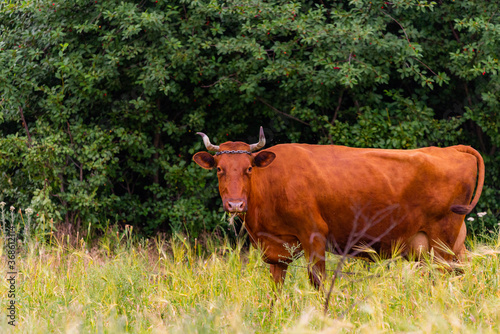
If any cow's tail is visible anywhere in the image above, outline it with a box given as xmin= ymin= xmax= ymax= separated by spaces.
xmin=450 ymin=145 xmax=485 ymax=215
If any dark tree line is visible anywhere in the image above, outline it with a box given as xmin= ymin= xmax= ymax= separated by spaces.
xmin=0 ymin=0 xmax=498 ymax=236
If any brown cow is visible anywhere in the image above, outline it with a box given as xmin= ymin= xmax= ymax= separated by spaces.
xmin=193 ymin=127 xmax=485 ymax=288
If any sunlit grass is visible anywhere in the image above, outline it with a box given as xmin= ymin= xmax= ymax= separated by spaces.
xmin=0 ymin=230 xmax=499 ymax=333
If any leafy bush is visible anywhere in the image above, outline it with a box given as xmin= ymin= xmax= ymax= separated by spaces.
xmin=0 ymin=0 xmax=498 ymax=236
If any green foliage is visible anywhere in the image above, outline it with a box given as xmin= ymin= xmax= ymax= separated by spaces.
xmin=0 ymin=0 xmax=498 ymax=235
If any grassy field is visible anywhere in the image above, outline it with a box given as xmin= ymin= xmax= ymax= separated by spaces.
xmin=1 ymin=228 xmax=500 ymax=333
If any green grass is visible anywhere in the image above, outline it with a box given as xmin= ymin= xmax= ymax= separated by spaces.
xmin=1 ymin=231 xmax=500 ymax=333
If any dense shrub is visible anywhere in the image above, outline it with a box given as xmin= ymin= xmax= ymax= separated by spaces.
xmin=0 ymin=0 xmax=498 ymax=236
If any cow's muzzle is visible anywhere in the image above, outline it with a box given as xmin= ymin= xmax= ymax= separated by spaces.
xmin=224 ymin=199 xmax=247 ymax=213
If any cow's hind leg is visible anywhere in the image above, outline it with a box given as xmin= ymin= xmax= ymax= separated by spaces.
xmin=452 ymin=222 xmax=467 ymax=262
xmin=407 ymin=231 xmax=430 ymax=260
xmin=420 ymin=215 xmax=466 ymax=271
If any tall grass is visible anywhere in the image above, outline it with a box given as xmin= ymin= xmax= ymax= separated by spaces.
xmin=1 ymin=224 xmax=500 ymax=333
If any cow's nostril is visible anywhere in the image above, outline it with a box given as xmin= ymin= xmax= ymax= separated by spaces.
xmin=227 ymin=201 xmax=246 ymax=212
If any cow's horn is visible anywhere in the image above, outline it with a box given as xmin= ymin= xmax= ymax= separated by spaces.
xmin=249 ymin=126 xmax=266 ymax=152
xmin=196 ymin=132 xmax=220 ymax=152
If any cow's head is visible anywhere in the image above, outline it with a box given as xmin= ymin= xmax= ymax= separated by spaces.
xmin=193 ymin=127 xmax=275 ymax=213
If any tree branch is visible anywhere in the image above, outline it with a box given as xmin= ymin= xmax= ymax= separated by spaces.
xmin=449 ymin=21 xmax=462 ymax=45
xmin=19 ymin=107 xmax=32 ymax=148
xmin=380 ymin=9 xmax=410 ymax=44
xmin=256 ymin=97 xmax=310 ymax=126
xmin=331 ymin=89 xmax=344 ymax=125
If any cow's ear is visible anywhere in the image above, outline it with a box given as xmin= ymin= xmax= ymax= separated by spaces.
xmin=254 ymin=151 xmax=276 ymax=168
xmin=193 ymin=152 xmax=216 ymax=169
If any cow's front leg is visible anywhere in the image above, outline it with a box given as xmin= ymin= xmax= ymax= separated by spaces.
xmin=269 ymin=262 xmax=288 ymax=288
xmin=304 ymin=232 xmax=327 ymax=290
xmin=308 ymin=258 xmax=325 ymax=290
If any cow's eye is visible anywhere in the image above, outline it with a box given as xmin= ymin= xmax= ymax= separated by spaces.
xmin=247 ymin=167 xmax=253 ymax=173
xmin=217 ymin=166 xmax=222 ymax=173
